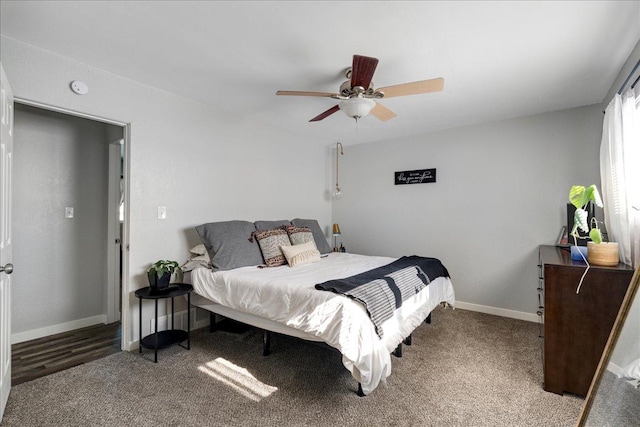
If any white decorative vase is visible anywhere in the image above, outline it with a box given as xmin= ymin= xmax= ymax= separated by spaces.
xmin=587 ymin=242 xmax=619 ymax=267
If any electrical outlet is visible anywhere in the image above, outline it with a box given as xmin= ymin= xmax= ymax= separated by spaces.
xmin=65 ymin=207 xmax=74 ymax=218
xmin=158 ymin=206 xmax=167 ymax=220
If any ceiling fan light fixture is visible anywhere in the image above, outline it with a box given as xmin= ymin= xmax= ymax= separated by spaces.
xmin=276 ymin=54 xmax=444 ymax=123
xmin=339 ymin=97 xmax=376 ymax=120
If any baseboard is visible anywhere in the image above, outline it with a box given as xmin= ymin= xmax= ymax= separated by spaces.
xmin=607 ymin=361 xmax=623 ymax=377
xmin=124 ymin=304 xmax=537 ymax=350
xmin=194 ymin=317 xmax=209 ymax=330
xmin=125 ymin=309 xmax=209 ymax=352
xmin=455 ymin=301 xmax=538 ymax=323
xmin=606 ymin=361 xmax=640 ymax=387
xmin=11 ymin=314 xmax=108 ymax=344
xmin=149 ymin=308 xmax=200 ymax=333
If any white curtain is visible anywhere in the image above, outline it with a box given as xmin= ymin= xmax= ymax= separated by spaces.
xmin=600 ymin=87 xmax=640 ymax=268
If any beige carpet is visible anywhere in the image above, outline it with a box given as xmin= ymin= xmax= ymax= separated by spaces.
xmin=1 ymin=307 xmax=583 ymax=426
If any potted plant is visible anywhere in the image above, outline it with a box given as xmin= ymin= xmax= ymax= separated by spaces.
xmin=147 ymin=260 xmax=182 ymax=291
xmin=569 ymin=184 xmax=619 ymax=267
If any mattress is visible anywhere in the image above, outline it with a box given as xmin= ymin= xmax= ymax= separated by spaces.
xmin=190 ymin=252 xmax=455 ymax=394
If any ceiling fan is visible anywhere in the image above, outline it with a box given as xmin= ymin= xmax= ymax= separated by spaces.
xmin=276 ymin=54 xmax=444 ymax=123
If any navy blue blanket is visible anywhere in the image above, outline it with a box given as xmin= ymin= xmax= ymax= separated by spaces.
xmin=315 ymin=256 xmax=449 ymax=338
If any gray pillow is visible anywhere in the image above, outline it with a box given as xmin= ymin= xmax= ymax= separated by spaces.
xmin=195 ymin=220 xmax=263 ymax=270
xmin=254 ymin=219 xmax=290 ymax=230
xmin=291 ymin=218 xmax=333 ymax=254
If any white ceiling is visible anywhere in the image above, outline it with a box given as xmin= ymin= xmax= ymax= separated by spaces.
xmin=1 ymin=1 xmax=639 ymax=146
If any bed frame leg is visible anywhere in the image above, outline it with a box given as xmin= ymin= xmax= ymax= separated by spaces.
xmin=403 ymin=334 xmax=412 ymax=346
xmin=393 ymin=343 xmax=403 ymax=358
xmin=263 ymin=330 xmax=271 ymax=356
xmin=209 ymin=312 xmax=217 ymax=332
xmin=425 ymin=313 xmax=432 ymax=324
xmin=357 ymin=383 xmax=365 ymax=397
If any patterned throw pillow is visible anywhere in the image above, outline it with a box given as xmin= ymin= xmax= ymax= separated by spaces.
xmin=285 ymin=225 xmax=316 ymax=247
xmin=254 ymin=228 xmax=291 ymax=266
xmin=291 ymin=218 xmax=333 ymax=254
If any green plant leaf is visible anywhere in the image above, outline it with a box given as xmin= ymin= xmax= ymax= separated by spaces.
xmin=589 ymin=228 xmax=602 ymax=244
xmin=569 ymin=186 xmax=587 ymax=209
xmin=574 ymin=208 xmax=589 ymax=233
xmin=587 ymin=185 xmax=604 ymax=208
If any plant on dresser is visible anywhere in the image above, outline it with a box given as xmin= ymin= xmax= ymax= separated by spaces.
xmin=569 ymin=184 xmax=619 ymax=267
xmin=568 ymin=185 xmax=620 ymax=293
xmin=569 ymin=185 xmax=603 ymax=244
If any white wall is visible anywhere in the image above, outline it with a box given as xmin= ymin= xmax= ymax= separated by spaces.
xmin=1 ymin=36 xmax=333 ymax=348
xmin=3 ymin=29 xmax=633 ymax=345
xmin=12 ymin=104 xmax=114 ymax=337
xmin=334 ymin=105 xmax=603 ymax=318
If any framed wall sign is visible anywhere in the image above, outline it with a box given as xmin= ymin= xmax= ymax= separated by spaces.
xmin=394 ymin=168 xmax=436 ymax=185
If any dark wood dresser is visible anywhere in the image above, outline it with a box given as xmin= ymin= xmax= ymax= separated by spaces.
xmin=538 ymin=245 xmax=633 ymax=396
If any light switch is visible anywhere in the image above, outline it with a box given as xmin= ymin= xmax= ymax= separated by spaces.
xmin=65 ymin=207 xmax=74 ymax=218
xmin=157 ymin=206 xmax=167 ymax=220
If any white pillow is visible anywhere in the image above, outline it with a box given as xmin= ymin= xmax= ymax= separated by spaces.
xmin=620 ymin=357 xmax=640 ymax=380
xmin=182 ymin=244 xmax=211 ymax=271
xmin=280 ymin=241 xmax=321 ymax=267
xmin=182 ymin=255 xmax=210 ymax=272
xmin=190 ymin=244 xmax=208 ymax=256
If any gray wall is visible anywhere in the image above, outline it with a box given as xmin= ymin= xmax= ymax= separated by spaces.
xmin=333 ymin=105 xmax=603 ymax=317
xmin=3 ymin=31 xmax=636 ymax=345
xmin=1 ymin=35 xmax=333 ymax=348
xmin=13 ymin=104 xmax=116 ymax=334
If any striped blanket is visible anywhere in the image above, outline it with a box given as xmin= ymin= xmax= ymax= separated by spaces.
xmin=315 ymin=256 xmax=449 ymax=338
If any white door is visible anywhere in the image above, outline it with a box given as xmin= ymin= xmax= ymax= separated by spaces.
xmin=0 ymin=63 xmax=14 ymax=421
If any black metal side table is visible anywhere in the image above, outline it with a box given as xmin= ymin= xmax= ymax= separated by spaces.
xmin=135 ymin=283 xmax=193 ymax=362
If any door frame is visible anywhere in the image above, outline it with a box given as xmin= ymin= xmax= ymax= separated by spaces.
xmin=106 ymin=140 xmax=123 ymax=324
xmin=13 ymin=97 xmax=131 ymax=352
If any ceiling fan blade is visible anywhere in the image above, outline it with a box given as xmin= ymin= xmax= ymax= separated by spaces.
xmin=351 ymin=55 xmax=379 ymax=89
xmin=309 ymin=105 xmax=340 ymax=122
xmin=377 ymin=78 xmax=444 ymax=98
xmin=370 ymin=102 xmax=397 ymax=122
xmin=276 ymin=90 xmax=338 ymax=97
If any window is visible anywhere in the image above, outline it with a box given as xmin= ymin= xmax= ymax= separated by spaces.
xmin=600 ymin=84 xmax=639 ymax=267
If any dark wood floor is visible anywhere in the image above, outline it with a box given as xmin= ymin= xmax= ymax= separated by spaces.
xmin=11 ymin=322 xmax=122 ymax=385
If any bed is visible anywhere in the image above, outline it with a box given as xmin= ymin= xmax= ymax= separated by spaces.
xmin=187 ymin=219 xmax=456 ymax=395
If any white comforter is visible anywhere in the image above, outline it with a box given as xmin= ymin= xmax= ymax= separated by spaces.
xmin=191 ymin=252 xmax=455 ymax=395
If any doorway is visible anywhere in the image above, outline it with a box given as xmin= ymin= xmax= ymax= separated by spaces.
xmin=11 ymin=103 xmax=127 ymax=355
